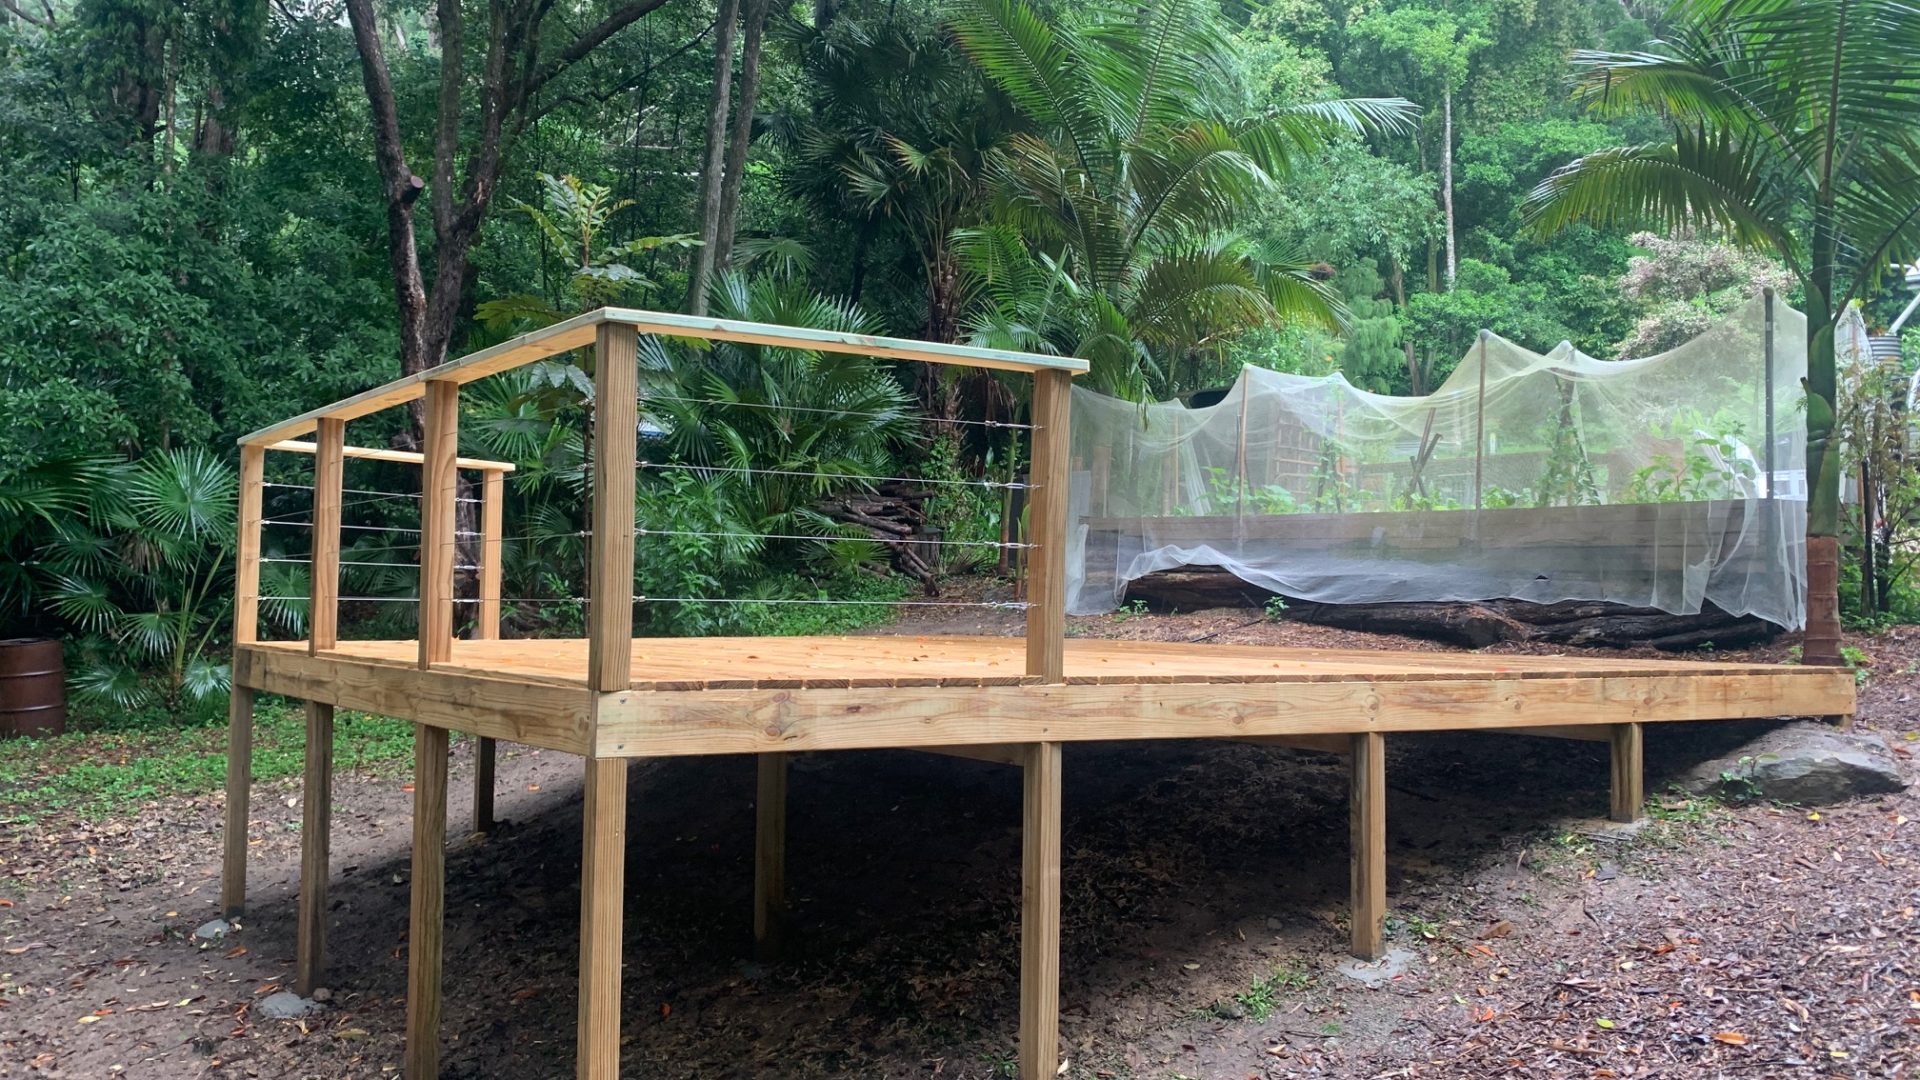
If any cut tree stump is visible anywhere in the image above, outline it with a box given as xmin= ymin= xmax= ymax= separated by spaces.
xmin=1121 ymin=567 xmax=1779 ymax=651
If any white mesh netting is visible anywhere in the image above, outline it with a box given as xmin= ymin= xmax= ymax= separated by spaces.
xmin=1066 ymin=295 xmax=1843 ymax=629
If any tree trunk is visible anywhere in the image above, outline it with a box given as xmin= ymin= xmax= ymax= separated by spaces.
xmin=688 ymin=0 xmax=742 ymax=315
xmin=1387 ymin=255 xmax=1418 ymax=393
xmin=713 ymin=0 xmax=770 ymax=272
xmin=1440 ymin=88 xmax=1456 ymax=290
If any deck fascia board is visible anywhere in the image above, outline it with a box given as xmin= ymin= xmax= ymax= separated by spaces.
xmin=591 ymin=670 xmax=1853 ymax=757
xmin=235 ymin=645 xmax=595 ymax=754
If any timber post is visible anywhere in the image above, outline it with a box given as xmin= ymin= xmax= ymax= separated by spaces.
xmin=221 ymin=442 xmax=265 ymax=918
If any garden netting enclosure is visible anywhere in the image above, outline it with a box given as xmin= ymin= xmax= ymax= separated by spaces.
xmin=1065 ymin=295 xmax=1858 ymax=630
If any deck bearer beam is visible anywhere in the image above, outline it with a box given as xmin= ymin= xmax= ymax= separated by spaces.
xmin=1349 ymin=731 xmax=1386 ymax=960
xmin=1019 ymin=742 xmax=1063 ymax=1080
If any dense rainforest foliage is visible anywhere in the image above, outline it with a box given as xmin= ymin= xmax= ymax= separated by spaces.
xmin=1 ymin=0 xmax=1914 ymax=715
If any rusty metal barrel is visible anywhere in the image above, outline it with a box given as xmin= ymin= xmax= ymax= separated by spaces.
xmin=0 ymin=638 xmax=66 ymax=739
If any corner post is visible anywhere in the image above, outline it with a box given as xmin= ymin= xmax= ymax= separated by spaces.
xmin=222 ymin=442 xmax=265 ymax=918
xmin=474 ymin=467 xmax=505 ymax=833
xmin=579 ymin=320 xmax=637 ymax=1079
xmin=296 ymin=417 xmax=343 ymax=995
xmin=1349 ymin=731 xmax=1386 ymax=960
xmin=1019 ymin=741 xmax=1063 ymax=1080
xmin=1026 ymin=369 xmax=1072 ymax=682
xmin=753 ymin=752 xmax=789 ymax=961
xmin=405 ymin=382 xmax=458 ymax=1076
xmin=1609 ymin=723 xmax=1644 ymax=824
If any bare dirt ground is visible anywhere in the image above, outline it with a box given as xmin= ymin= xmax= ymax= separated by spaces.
xmin=3 ymin=603 xmax=1918 ymax=1079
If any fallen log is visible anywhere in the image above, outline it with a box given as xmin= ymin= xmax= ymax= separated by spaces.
xmin=1121 ymin=567 xmax=1780 ymax=651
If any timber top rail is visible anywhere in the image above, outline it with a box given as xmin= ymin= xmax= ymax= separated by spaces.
xmin=222 ymin=305 xmax=1853 ymax=1080
xmin=239 ymin=306 xmax=1089 ymax=448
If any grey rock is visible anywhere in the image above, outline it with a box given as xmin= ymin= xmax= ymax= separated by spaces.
xmin=257 ymin=991 xmax=316 ymax=1019
xmin=1676 ymin=723 xmax=1906 ymax=806
xmin=192 ymin=918 xmax=232 ymax=942
xmin=1211 ymin=1000 xmax=1247 ymax=1020
xmin=1334 ymin=947 xmax=1417 ymax=987
xmin=310 ymin=987 xmax=333 ymax=1003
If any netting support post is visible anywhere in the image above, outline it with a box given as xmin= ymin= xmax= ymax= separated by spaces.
xmin=1472 ymin=329 xmax=1490 ymax=511
xmin=1763 ymin=287 xmax=1776 ymax=502
xmin=1349 ymin=731 xmax=1386 ymax=960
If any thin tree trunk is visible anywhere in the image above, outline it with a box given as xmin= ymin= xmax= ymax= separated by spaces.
xmin=1387 ymin=255 xmax=1417 ymax=393
xmin=689 ymin=0 xmax=742 ymax=315
xmin=713 ymin=0 xmax=770 ymax=271
xmin=1441 ymin=88 xmax=1456 ymax=290
xmin=1802 ymin=201 xmax=1842 ymax=667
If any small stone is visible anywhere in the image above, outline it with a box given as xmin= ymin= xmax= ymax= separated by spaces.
xmin=1212 ymin=1000 xmax=1247 ymax=1020
xmin=1265 ymin=916 xmax=1284 ymax=931
xmin=1595 ymin=862 xmax=1620 ymax=882
xmin=310 ymin=987 xmax=333 ymax=1003
xmin=257 ymin=991 xmax=315 ymax=1019
xmin=192 ymin=919 xmax=231 ymax=942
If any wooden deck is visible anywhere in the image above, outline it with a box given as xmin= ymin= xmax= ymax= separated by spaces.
xmin=236 ymin=635 xmax=1852 ymax=759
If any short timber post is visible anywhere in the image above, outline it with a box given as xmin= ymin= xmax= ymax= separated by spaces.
xmin=296 ymin=417 xmax=344 ymax=996
xmin=578 ymin=321 xmax=638 ymax=1080
xmin=753 ymin=752 xmax=789 ymax=961
xmin=1018 ymin=367 xmax=1070 ymax=1079
xmin=221 ymin=442 xmax=265 ymax=918
xmin=405 ymin=380 xmax=459 ymax=1078
xmin=474 ymin=467 xmax=505 ymax=833
xmin=1609 ymin=723 xmax=1644 ymax=824
xmin=1348 ymin=731 xmax=1386 ymax=960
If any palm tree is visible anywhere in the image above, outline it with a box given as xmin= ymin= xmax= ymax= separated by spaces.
xmin=1521 ymin=0 xmax=1920 ymax=665
xmin=949 ymin=0 xmax=1417 ymax=396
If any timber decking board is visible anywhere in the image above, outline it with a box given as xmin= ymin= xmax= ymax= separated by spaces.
xmin=241 ymin=635 xmax=1839 ymax=691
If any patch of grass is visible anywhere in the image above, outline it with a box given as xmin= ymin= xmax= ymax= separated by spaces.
xmin=1232 ymin=959 xmax=1315 ymax=1021
xmin=1389 ymin=912 xmax=1442 ymax=942
xmin=1111 ymin=599 xmax=1151 ymax=623
xmin=0 ymin=696 xmax=414 ymax=822
xmin=741 ymin=572 xmax=914 ymax=636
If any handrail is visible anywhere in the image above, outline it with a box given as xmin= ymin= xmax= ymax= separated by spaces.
xmin=267 ymin=439 xmax=517 ymax=473
xmin=240 ymin=307 xmax=1088 ymax=447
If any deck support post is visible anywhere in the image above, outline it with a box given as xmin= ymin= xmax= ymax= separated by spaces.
xmin=474 ymin=468 xmax=505 ymax=833
xmin=1019 ymin=741 xmax=1063 ymax=1080
xmin=577 ymin=757 xmax=628 ymax=1080
xmin=1025 ymin=370 xmax=1071 ymax=683
xmin=221 ymin=687 xmax=255 ymax=918
xmin=753 ymin=752 xmax=789 ymax=961
xmin=295 ymin=701 xmax=335 ymax=996
xmin=1609 ymin=723 xmax=1644 ymax=823
xmin=221 ymin=443 xmax=264 ymax=918
xmin=1349 ymin=731 xmax=1386 ymax=961
xmin=405 ymin=723 xmax=450 ymax=1079
xmin=296 ymin=416 xmax=343 ymax=994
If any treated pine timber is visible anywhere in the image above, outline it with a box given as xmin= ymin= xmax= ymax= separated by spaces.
xmin=234 ymin=645 xmax=594 ymax=754
xmin=265 ymin=439 xmax=515 ymax=472
xmin=589 ymin=323 xmax=638 ymax=694
xmin=1349 ymin=731 xmax=1386 ymax=960
xmin=474 ymin=469 xmax=505 ymax=834
xmin=1019 ymin=742 xmax=1063 ymax=1080
xmin=1610 ymin=723 xmax=1645 ymax=823
xmin=405 ymin=724 xmax=449 ymax=1079
xmin=241 ymin=309 xmax=1087 ymax=448
xmin=309 ymin=418 xmax=344 ymax=655
xmin=753 ymin=754 xmax=789 ymax=961
xmin=420 ymin=382 xmax=459 ymax=668
xmin=221 ymin=444 xmax=264 ymax=918
xmin=577 ymin=758 xmax=628 ymax=1080
xmin=295 ymin=702 xmax=333 ymax=996
xmin=1026 ymin=370 xmax=1072 ymax=682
